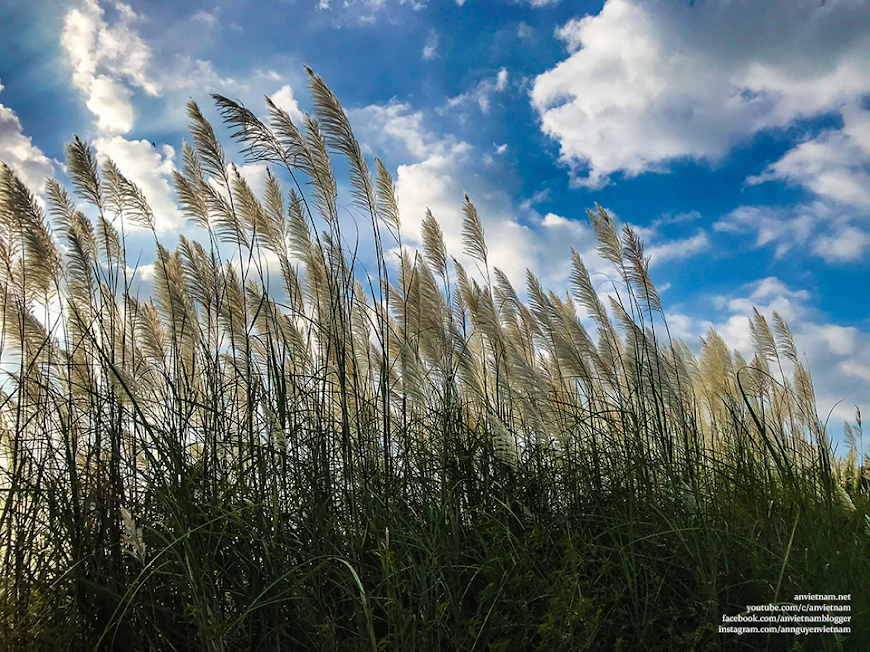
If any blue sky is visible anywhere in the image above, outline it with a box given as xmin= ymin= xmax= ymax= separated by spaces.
xmin=0 ymin=0 xmax=868 ymax=439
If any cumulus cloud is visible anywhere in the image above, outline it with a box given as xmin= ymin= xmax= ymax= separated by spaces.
xmin=531 ymin=0 xmax=870 ymax=188
xmin=352 ymin=101 xmax=446 ymax=160
xmin=56 ymin=1 xmax=259 ymax=233
xmin=191 ymin=10 xmax=219 ymax=27
xmin=61 ymin=0 xmax=248 ymax=136
xmin=814 ymin=226 xmax=870 ymax=262
xmin=422 ymin=31 xmax=439 ymax=61
xmin=0 ymin=95 xmax=54 ymax=191
xmin=270 ymin=85 xmax=305 ymax=125
xmin=645 ymin=232 xmax=709 ymax=267
xmin=541 ymin=212 xmax=569 ymax=228
xmin=748 ymin=104 xmax=870 ymax=210
xmin=446 ymin=68 xmax=510 ymax=114
xmin=716 ymin=201 xmax=869 ymax=263
xmin=61 ymin=0 xmax=160 ymax=135
xmin=394 ymin=147 xmax=474 ymax=250
xmin=161 ymin=56 xmax=241 ymax=100
xmin=86 ymin=75 xmax=135 ymax=133
xmin=841 ymin=360 xmax=870 ymax=383
xmin=715 ymin=205 xmax=813 ymax=257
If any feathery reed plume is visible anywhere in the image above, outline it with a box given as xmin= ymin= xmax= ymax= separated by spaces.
xmin=173 ymin=141 xmax=211 ymax=230
xmin=305 ymin=67 xmax=377 ymax=217
xmin=772 ymin=310 xmax=799 ymax=364
xmin=621 ymin=224 xmax=662 ymax=316
xmin=0 ymin=165 xmax=61 ymax=300
xmin=569 ymin=247 xmax=621 ymax=384
xmin=750 ymin=308 xmax=778 ymax=363
xmin=586 ymin=204 xmax=622 ymax=267
xmin=65 ymin=135 xmax=103 ymax=209
xmin=0 ymin=69 xmax=861 ymax=652
xmin=265 ymin=95 xmax=311 ymax=174
xmin=421 ymin=208 xmax=448 ymax=280
xmin=186 ymin=99 xmax=227 ymax=183
xmin=302 ymin=114 xmax=338 ymax=223
xmin=375 ymin=159 xmax=401 ymax=239
xmin=461 ymin=194 xmax=488 ymax=269
xmin=212 ymin=94 xmax=285 ymax=165
xmin=231 ymin=165 xmax=271 ymax=249
xmin=102 ymin=157 xmax=156 ymax=232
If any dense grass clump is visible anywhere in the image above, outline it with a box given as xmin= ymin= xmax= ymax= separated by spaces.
xmin=0 ymin=70 xmax=867 ymax=651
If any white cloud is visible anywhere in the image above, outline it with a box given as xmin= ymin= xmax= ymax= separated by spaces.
xmin=749 ymin=277 xmax=807 ymax=303
xmin=0 ymin=97 xmax=54 ymax=192
xmin=318 ymin=0 xmax=426 ymax=22
xmin=191 ymin=10 xmax=219 ymax=27
xmin=802 ymin=323 xmax=857 ymax=357
xmin=520 ymin=188 xmax=552 ymax=211
xmin=270 ymin=85 xmax=305 ymax=125
xmin=664 ymin=312 xmax=694 ymax=342
xmin=94 ymin=136 xmax=182 ymax=232
xmin=841 ymin=360 xmax=870 ymax=383
xmin=353 ymin=101 xmax=445 ymax=160
xmin=422 ymin=31 xmax=439 ymax=61
xmin=127 ymin=262 xmax=155 ymax=281
xmin=652 ymin=210 xmax=703 ymax=228
xmin=716 ymin=201 xmax=869 ymax=263
xmin=531 ymin=0 xmax=870 ymax=188
xmin=446 ymin=68 xmax=510 ymax=115
xmin=725 ymin=277 xmax=808 ymax=324
xmin=60 ymin=1 xmax=250 ymax=137
xmin=393 ymin=147 xmax=471 ymax=251
xmin=61 ymin=0 xmax=161 ymax=135
xmin=86 ymin=74 xmax=135 ymax=133
xmin=748 ymin=104 xmax=870 ymax=210
xmin=813 ymin=226 xmax=870 ymax=263
xmin=645 ymin=232 xmax=709 ymax=267
xmin=541 ymin=212 xmax=569 ymax=228
xmin=162 ymin=56 xmax=241 ymax=96
xmin=257 ymin=70 xmax=283 ymax=83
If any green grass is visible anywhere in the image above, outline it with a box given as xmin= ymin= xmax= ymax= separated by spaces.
xmin=0 ymin=69 xmax=867 ymax=651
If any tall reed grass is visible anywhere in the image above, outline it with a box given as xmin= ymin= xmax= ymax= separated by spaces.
xmin=0 ymin=70 xmax=867 ymax=651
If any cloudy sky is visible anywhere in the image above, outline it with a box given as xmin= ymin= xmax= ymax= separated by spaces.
xmin=0 ymin=0 xmax=867 ymax=442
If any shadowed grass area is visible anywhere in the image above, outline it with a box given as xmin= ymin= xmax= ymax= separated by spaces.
xmin=0 ymin=70 xmax=867 ymax=651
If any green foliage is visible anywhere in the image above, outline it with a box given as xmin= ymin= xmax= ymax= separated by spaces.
xmin=0 ymin=73 xmax=867 ymax=651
